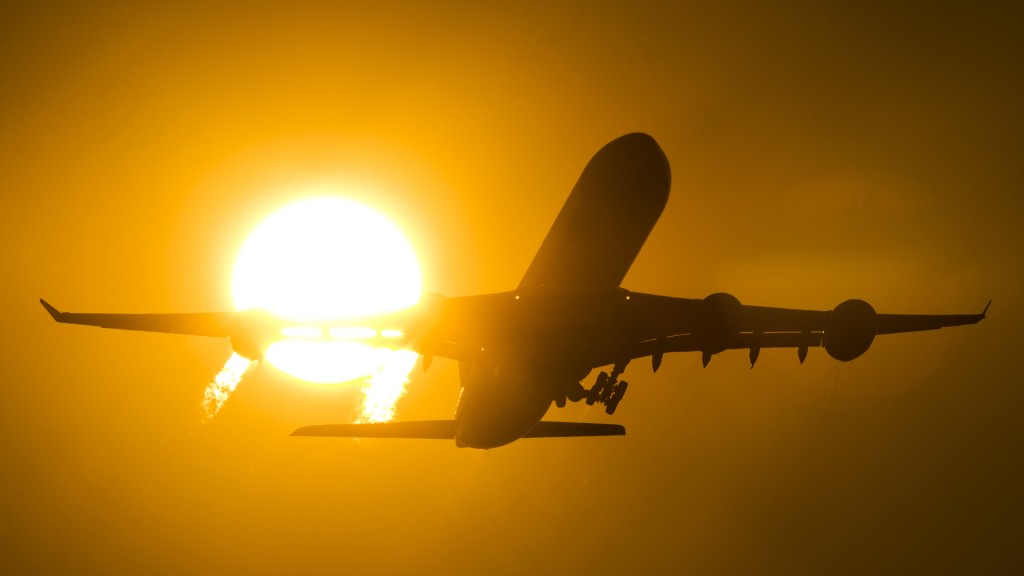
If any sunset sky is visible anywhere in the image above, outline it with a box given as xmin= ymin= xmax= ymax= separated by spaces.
xmin=2 ymin=2 xmax=1021 ymax=574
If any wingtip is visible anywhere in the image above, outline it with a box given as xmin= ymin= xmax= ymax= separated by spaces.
xmin=981 ymin=300 xmax=991 ymax=319
xmin=39 ymin=299 xmax=62 ymax=321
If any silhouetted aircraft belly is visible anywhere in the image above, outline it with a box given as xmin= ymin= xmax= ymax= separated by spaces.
xmin=41 ymin=132 xmax=988 ymax=449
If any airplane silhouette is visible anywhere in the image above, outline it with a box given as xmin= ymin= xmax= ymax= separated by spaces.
xmin=41 ymin=133 xmax=988 ymax=449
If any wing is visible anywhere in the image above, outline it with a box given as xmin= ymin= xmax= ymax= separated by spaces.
xmin=875 ymin=302 xmax=991 ymax=334
xmin=517 ymin=133 xmax=671 ymax=294
xmin=738 ymin=300 xmax=990 ymax=338
xmin=40 ymin=296 xmax=465 ymax=362
xmin=600 ymin=294 xmax=989 ymax=367
xmin=40 ymin=299 xmax=235 ymax=338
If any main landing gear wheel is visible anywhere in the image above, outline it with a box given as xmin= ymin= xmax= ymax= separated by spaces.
xmin=586 ymin=369 xmax=629 ymax=414
xmin=586 ymin=372 xmax=610 ymax=406
xmin=605 ymin=381 xmax=628 ymax=415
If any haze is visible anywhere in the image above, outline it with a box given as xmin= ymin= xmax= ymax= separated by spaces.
xmin=2 ymin=2 xmax=1021 ymax=574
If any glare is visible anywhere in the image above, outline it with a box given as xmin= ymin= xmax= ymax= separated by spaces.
xmin=233 ymin=197 xmax=421 ymax=321
xmin=281 ymin=326 xmax=323 ymax=338
xmin=230 ymin=195 xmax=423 ymax=421
xmin=264 ymin=340 xmax=382 ymax=384
xmin=328 ymin=326 xmax=377 ymax=339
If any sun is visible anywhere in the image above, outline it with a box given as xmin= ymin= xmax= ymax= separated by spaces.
xmin=232 ymin=196 xmax=421 ymax=384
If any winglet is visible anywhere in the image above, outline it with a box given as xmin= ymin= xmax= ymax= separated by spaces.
xmin=40 ymin=299 xmax=63 ymax=321
xmin=981 ymin=300 xmax=991 ymax=319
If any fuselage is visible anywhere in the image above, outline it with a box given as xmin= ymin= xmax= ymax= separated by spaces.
xmin=446 ymin=291 xmax=612 ymax=448
xmin=441 ymin=289 xmax=688 ymax=448
xmin=446 ymin=132 xmax=672 ymax=448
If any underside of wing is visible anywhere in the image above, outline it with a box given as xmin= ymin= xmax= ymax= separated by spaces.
xmin=40 ymin=299 xmax=235 ymax=338
xmin=875 ymin=301 xmax=991 ymax=334
xmin=606 ymin=293 xmax=988 ymax=367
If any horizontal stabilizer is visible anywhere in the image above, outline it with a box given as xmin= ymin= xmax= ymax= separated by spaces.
xmin=292 ymin=421 xmax=457 ymax=439
xmin=523 ymin=421 xmax=625 ymax=438
xmin=291 ymin=420 xmax=625 ymax=440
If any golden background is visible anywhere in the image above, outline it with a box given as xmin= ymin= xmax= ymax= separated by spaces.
xmin=2 ymin=2 xmax=1020 ymax=573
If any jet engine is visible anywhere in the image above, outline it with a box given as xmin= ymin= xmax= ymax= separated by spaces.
xmin=692 ymin=292 xmax=743 ymax=355
xmin=228 ymin=309 xmax=279 ymax=361
xmin=824 ymin=299 xmax=877 ymax=362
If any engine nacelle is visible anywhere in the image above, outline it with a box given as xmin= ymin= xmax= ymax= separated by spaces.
xmin=692 ymin=292 xmax=743 ymax=355
xmin=228 ymin=309 xmax=279 ymax=361
xmin=824 ymin=299 xmax=877 ymax=362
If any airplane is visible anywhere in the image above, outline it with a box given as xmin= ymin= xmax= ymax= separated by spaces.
xmin=41 ymin=133 xmax=989 ymax=449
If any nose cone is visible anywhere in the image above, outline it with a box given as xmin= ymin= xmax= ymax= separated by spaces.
xmin=589 ymin=132 xmax=671 ymax=199
xmin=517 ymin=132 xmax=672 ymax=294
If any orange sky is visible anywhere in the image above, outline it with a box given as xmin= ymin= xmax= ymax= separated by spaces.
xmin=2 ymin=2 xmax=1021 ymax=574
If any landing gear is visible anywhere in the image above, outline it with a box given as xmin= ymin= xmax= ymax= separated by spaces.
xmin=585 ymin=372 xmax=609 ymax=405
xmin=585 ymin=364 xmax=629 ymax=415
xmin=553 ymin=363 xmax=630 ymax=414
xmin=556 ymin=381 xmax=588 ymax=408
xmin=605 ymin=381 xmax=628 ymax=415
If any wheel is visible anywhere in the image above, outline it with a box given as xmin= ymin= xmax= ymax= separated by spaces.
xmin=586 ymin=372 xmax=610 ymax=405
xmin=615 ymin=381 xmax=628 ymax=401
xmin=605 ymin=381 xmax=628 ymax=414
xmin=598 ymin=376 xmax=617 ymax=403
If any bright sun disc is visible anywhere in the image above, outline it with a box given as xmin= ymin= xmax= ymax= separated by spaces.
xmin=232 ymin=196 xmax=421 ymax=384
